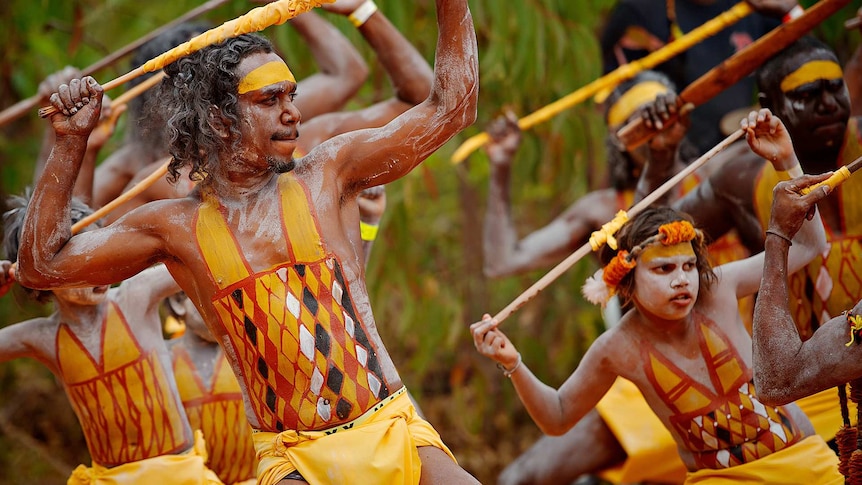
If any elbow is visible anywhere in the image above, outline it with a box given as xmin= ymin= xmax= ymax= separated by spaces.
xmin=483 ymin=261 xmax=508 ymax=279
xmin=753 ymin=375 xmax=794 ymax=407
xmin=537 ymin=420 xmax=571 ymax=437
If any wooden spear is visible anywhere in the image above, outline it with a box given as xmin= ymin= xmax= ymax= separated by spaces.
xmin=616 ymin=0 xmax=851 ymax=151
xmin=492 ymin=129 xmax=745 ymax=325
xmin=449 ymin=1 xmax=754 ymax=164
xmin=38 ymin=0 xmax=333 ymax=119
xmin=0 ymin=0 xmax=230 ymax=127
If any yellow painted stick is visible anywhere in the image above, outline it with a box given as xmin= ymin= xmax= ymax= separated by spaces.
xmin=71 ymin=158 xmax=170 ymax=234
xmin=492 ymin=129 xmax=745 ymax=324
xmin=800 ymin=155 xmax=862 ymax=195
xmin=450 ymin=2 xmax=753 ymax=164
xmin=39 ymin=0 xmax=333 ymax=119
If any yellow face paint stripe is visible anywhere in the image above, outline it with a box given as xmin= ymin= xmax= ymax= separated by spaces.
xmin=638 ymin=242 xmax=695 ymax=265
xmin=238 ymin=60 xmax=296 ymax=94
xmin=780 ymin=60 xmax=843 ymax=93
xmin=607 ymin=81 xmax=671 ymax=128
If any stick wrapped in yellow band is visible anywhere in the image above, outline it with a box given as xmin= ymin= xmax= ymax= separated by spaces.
xmin=39 ymin=0 xmax=331 ymax=118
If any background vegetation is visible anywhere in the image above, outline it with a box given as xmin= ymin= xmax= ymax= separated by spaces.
xmin=0 ymin=1 xmax=859 ymax=483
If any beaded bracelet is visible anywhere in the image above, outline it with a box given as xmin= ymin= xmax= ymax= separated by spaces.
xmin=349 ymin=0 xmax=378 ymax=28
xmin=497 ymin=353 xmax=523 ymax=378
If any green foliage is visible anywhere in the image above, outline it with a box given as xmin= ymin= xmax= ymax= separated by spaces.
xmin=0 ymin=1 xmax=860 ymax=483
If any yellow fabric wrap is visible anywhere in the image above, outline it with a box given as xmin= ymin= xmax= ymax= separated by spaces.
xmin=606 ymin=80 xmax=671 ymax=128
xmin=684 ymin=435 xmax=842 ymax=484
xmin=780 ymin=60 xmax=843 ymax=93
xmin=589 ymin=210 xmax=629 ymax=251
xmin=252 ymin=388 xmax=455 ymax=485
xmin=596 ymin=378 xmax=687 ymax=484
xmin=142 ymin=0 xmax=333 ymax=73
xmin=238 ymin=61 xmax=295 ymax=94
xmin=67 ymin=430 xmax=222 ymax=485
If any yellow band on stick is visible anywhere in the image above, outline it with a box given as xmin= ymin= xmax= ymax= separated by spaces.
xmin=780 ymin=60 xmax=843 ymax=93
xmin=142 ymin=0 xmax=333 ymax=73
xmin=450 ymin=1 xmax=753 ymax=164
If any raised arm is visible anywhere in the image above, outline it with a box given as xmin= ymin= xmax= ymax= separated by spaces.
xmin=17 ymin=77 xmax=167 ymax=290
xmin=289 ymin=7 xmax=369 ymax=120
xmin=297 ymin=0 xmax=436 ymax=150
xmin=752 ymin=182 xmax=861 ymax=405
xmin=481 ymin=112 xmax=608 ymax=277
xmin=318 ymin=0 xmax=478 ymax=196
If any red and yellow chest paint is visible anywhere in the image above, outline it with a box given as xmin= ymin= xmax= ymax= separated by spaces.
xmin=194 ymin=173 xmax=390 ymax=433
xmin=642 ymin=313 xmax=803 ymax=469
xmin=57 ymin=301 xmax=190 ymax=466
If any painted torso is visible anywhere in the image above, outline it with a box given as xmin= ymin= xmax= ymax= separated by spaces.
xmin=641 ymin=313 xmax=804 ymax=469
xmin=57 ymin=301 xmax=190 ymax=466
xmin=171 ymin=342 xmax=257 ymax=483
xmin=194 ymin=173 xmax=392 ymax=432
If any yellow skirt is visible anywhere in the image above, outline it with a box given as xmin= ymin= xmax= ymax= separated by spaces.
xmin=253 ymin=387 xmax=454 ymax=485
xmin=67 ymin=430 xmax=222 ymax=484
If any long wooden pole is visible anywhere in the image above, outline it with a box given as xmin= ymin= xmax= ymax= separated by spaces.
xmin=0 ymin=0 xmax=230 ymax=127
xmin=71 ymin=158 xmax=170 ymax=234
xmin=492 ymin=129 xmax=745 ymax=324
xmin=449 ymin=2 xmax=754 ymax=164
xmin=616 ymin=0 xmax=851 ymax=150
xmin=39 ymin=0 xmax=332 ymax=119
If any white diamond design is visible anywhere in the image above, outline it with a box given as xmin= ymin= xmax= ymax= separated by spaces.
xmin=815 ymin=265 xmax=833 ymax=302
xmin=356 ymin=345 xmax=368 ymax=366
xmin=367 ymin=373 xmax=381 ymax=397
xmin=316 ymin=397 xmax=331 ymax=421
xmin=300 ymin=325 xmax=315 ymax=361
xmin=769 ymin=418 xmax=787 ymax=443
xmin=287 ymin=292 xmax=300 ymax=319
xmin=332 ymin=280 xmax=343 ymax=304
xmin=716 ymin=449 xmax=730 ymax=467
xmin=344 ymin=311 xmax=355 ymax=338
xmin=276 ymin=267 xmax=288 ymax=282
xmin=311 ymin=367 xmax=324 ymax=396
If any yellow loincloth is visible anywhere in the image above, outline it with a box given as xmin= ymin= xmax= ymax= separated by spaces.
xmin=596 ymin=378 xmax=688 ymax=484
xmin=253 ymin=387 xmax=455 ymax=485
xmin=67 ymin=430 xmax=222 ymax=484
xmin=684 ymin=435 xmax=841 ymax=484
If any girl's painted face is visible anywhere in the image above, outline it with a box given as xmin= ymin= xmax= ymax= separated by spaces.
xmin=632 ymin=242 xmax=699 ymax=322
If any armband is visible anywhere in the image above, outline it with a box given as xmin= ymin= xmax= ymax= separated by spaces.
xmin=349 ymin=0 xmax=378 ymax=28
xmin=360 ymin=221 xmax=379 ymax=242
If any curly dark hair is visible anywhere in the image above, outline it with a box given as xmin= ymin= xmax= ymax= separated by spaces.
xmin=159 ymin=33 xmax=275 ymax=184
xmin=128 ymin=21 xmax=212 ymax=148
xmin=3 ymin=191 xmax=99 ymax=303
xmin=598 ymin=207 xmax=716 ymax=307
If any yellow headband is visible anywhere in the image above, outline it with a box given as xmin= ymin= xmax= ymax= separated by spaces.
xmin=238 ymin=60 xmax=296 ymax=94
xmin=780 ymin=60 xmax=843 ymax=93
xmin=606 ymin=81 xmax=671 ymax=128
xmin=638 ymin=241 xmax=695 ymax=265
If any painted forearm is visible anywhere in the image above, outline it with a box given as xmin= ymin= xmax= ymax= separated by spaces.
xmin=509 ymin=364 xmax=571 ymax=435
xmin=18 ymin=135 xmax=88 ymax=288
xmin=752 ymin=235 xmax=801 ymax=404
